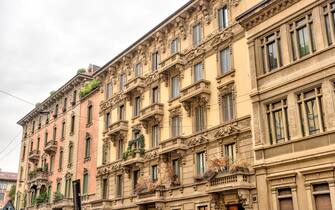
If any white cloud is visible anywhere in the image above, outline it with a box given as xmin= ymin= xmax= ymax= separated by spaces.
xmin=0 ymin=0 xmax=189 ymax=172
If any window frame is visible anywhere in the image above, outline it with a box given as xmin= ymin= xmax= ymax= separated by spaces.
xmin=322 ymin=2 xmax=335 ymax=46
xmin=259 ymin=30 xmax=282 ymax=73
xmin=218 ymin=6 xmax=229 ymax=30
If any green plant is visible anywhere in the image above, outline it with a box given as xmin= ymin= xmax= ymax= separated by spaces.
xmin=36 ymin=192 xmax=48 ymax=204
xmin=77 ymin=68 xmax=86 ymax=74
xmin=49 ymin=91 xmax=56 ymax=96
xmin=53 ymin=191 xmax=63 ymax=201
xmin=79 ymin=79 xmax=101 ymax=98
xmin=8 ymin=185 xmax=16 ymax=202
xmin=122 ymin=135 xmax=145 ymax=160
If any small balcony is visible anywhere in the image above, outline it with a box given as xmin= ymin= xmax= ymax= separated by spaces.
xmin=28 ymin=150 xmax=40 ymax=163
xmin=106 ymin=120 xmax=128 ymax=140
xmin=159 ymin=52 xmax=185 ymax=75
xmin=28 ymin=170 xmax=48 ymax=185
xmin=159 ymin=136 xmax=187 ymax=156
xmin=52 ymin=197 xmax=73 ymax=209
xmin=207 ymin=172 xmax=253 ymax=193
xmin=139 ymin=103 xmax=164 ymax=128
xmin=136 ymin=185 xmax=165 ymax=205
xmin=122 ymin=135 xmax=145 ymax=168
xmin=124 ymin=76 xmax=145 ymax=96
xmin=44 ymin=140 xmax=57 ymax=154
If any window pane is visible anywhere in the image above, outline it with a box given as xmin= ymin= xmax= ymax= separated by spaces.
xmin=194 ymin=63 xmax=203 ymax=82
xmin=171 ymin=38 xmax=179 ymax=54
xmin=193 ymin=24 xmax=202 ymax=46
xmin=297 ymin=26 xmax=310 ymax=57
xmin=325 ymin=14 xmax=333 ymax=45
xmin=135 ymin=63 xmax=142 ymax=77
xmin=273 ymin=110 xmax=284 ymax=141
xmin=134 ymin=96 xmax=141 ymax=116
xmin=305 ymin=99 xmax=320 ymax=134
xmin=267 ymin=40 xmax=278 ymax=70
xmin=315 ymin=194 xmax=332 ymax=210
xmin=223 ymin=93 xmax=234 ymax=121
xmin=196 ymin=152 xmax=205 ymax=175
xmin=171 ymin=76 xmax=180 ymax=98
xmin=152 ymin=125 xmax=159 ymax=147
xmin=279 ymin=198 xmax=294 ymax=210
xmin=219 ymin=7 xmax=228 ymax=29
xmin=195 ymin=106 xmax=205 ymax=132
xmin=152 ymin=52 xmax=159 ymax=71
xmin=220 ymin=48 xmax=231 ymax=74
xmin=171 ymin=116 xmax=180 ymax=137
xmin=152 ymin=87 xmax=159 ymax=103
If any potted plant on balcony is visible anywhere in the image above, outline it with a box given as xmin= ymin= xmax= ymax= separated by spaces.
xmin=135 ymin=176 xmax=164 ymax=194
xmin=229 ymin=158 xmax=250 ymax=173
xmin=36 ymin=192 xmax=48 ymax=204
xmin=53 ymin=192 xmax=63 ymax=202
xmin=194 ymin=170 xmax=216 ymax=182
xmin=165 ymin=164 xmax=180 ymax=187
xmin=209 ymin=156 xmax=229 ymax=173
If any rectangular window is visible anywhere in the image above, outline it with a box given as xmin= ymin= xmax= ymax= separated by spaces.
xmin=267 ymin=99 xmax=290 ymax=144
xmin=198 ymin=206 xmax=208 ymax=210
xmin=118 ymin=139 xmax=123 ymax=159
xmin=152 ymin=87 xmax=159 ymax=103
xmin=323 ymin=2 xmax=335 ymax=46
xmin=261 ymin=32 xmax=281 ymax=73
xmin=134 ymin=63 xmax=142 ymax=77
xmin=37 ymin=137 xmax=40 ymax=150
xmin=87 ymin=105 xmax=93 ymax=124
xmin=171 ymin=75 xmax=180 ymax=99
xmin=196 ymin=152 xmax=205 ymax=175
xmin=63 ymin=97 xmax=67 ymax=112
xmin=119 ymin=105 xmax=125 ymax=121
xmin=68 ymin=145 xmax=73 ymax=165
xmin=218 ymin=6 xmax=229 ymax=30
xmin=171 ymin=116 xmax=180 ymax=138
xmin=220 ymin=47 xmax=231 ymax=74
xmin=193 ymin=23 xmax=202 ymax=46
xmin=278 ymin=188 xmax=294 ymax=210
xmin=102 ymin=178 xmax=108 ymax=199
xmin=151 ymin=165 xmax=158 ymax=181
xmin=53 ymin=127 xmax=57 ymax=140
xmin=222 ymin=93 xmax=234 ymax=122
xmin=83 ymin=173 xmax=88 ymax=195
xmin=106 ymin=82 xmax=113 ymax=99
xmin=298 ymin=88 xmax=324 ymax=136
xmin=61 ymin=122 xmax=65 ymax=139
xmin=116 ymin=175 xmax=123 ymax=197
xmin=58 ymin=150 xmax=63 ymax=170
xmin=195 ymin=106 xmax=205 ymax=132
xmin=133 ymin=170 xmax=139 ymax=192
xmin=105 ymin=112 xmax=110 ymax=129
xmin=134 ymin=96 xmax=141 ymax=117
xmin=194 ymin=63 xmax=203 ymax=82
xmin=171 ymin=38 xmax=179 ymax=54
xmin=85 ymin=138 xmax=91 ymax=159
xmin=50 ymin=155 xmax=54 ymax=171
xmin=289 ymin=15 xmax=315 ymax=60
xmin=70 ymin=115 xmax=75 ymax=134
xmin=72 ymin=90 xmax=77 ymax=105
xmin=172 ymin=159 xmax=180 ymax=180
xmin=313 ymin=183 xmax=332 ymax=210
xmin=152 ymin=51 xmax=159 ymax=71
xmin=54 ymin=104 xmax=59 ymax=118
xmin=152 ymin=125 xmax=159 ymax=148
xmin=225 ymin=143 xmax=236 ymax=164
xmin=119 ymin=74 xmax=126 ymax=92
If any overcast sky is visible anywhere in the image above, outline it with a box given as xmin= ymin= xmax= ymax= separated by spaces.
xmin=0 ymin=0 xmax=189 ymax=172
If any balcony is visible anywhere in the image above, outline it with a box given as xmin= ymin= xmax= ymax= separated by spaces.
xmin=159 ymin=52 xmax=185 ymax=75
xmin=52 ymin=197 xmax=73 ymax=209
xmin=44 ymin=140 xmax=57 ymax=154
xmin=124 ymin=76 xmax=145 ymax=96
xmin=106 ymin=120 xmax=128 ymax=140
xmin=28 ymin=150 xmax=40 ymax=163
xmin=139 ymin=103 xmax=164 ymax=128
xmin=136 ymin=185 xmax=165 ymax=205
xmin=28 ymin=170 xmax=48 ymax=185
xmin=159 ymin=136 xmax=187 ymax=156
xmin=207 ymin=172 xmax=253 ymax=193
xmin=122 ymin=135 xmax=145 ymax=168
xmin=180 ymin=79 xmax=211 ymax=114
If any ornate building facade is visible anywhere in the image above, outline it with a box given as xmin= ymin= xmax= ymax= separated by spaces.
xmin=16 ymin=66 xmax=100 ymax=210
xmin=93 ymin=0 xmax=256 ymax=209
xmin=237 ymin=0 xmax=335 ymax=209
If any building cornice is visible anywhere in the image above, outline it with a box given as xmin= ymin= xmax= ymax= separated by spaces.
xmin=17 ymin=73 xmax=93 ymax=126
xmin=236 ymin=0 xmax=301 ymax=30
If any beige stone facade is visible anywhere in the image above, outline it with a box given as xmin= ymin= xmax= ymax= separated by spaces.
xmin=237 ymin=0 xmax=335 ymax=209
xmin=16 ymin=0 xmax=335 ymax=210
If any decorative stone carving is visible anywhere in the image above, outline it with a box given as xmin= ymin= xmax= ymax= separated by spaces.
xmin=155 ymin=31 xmax=166 ymax=53
xmin=144 ymin=149 xmax=159 ymax=160
xmin=185 ymin=47 xmax=206 ymax=63
xmin=175 ymin=17 xmax=187 ymax=40
xmin=144 ymin=71 xmax=160 ymax=85
xmin=199 ymin=0 xmax=211 ymax=24
xmin=187 ymin=135 xmax=209 ymax=147
xmin=214 ymin=124 xmax=240 ymax=138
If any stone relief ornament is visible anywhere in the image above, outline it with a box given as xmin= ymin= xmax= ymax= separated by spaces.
xmin=214 ymin=123 xmax=240 ymax=138
xmin=144 ymin=149 xmax=159 ymax=160
xmin=187 ymin=135 xmax=209 ymax=147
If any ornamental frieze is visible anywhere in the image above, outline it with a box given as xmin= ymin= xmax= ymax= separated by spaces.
xmin=97 ymin=161 xmax=122 ymax=176
xmin=214 ymin=123 xmax=240 ymax=138
xmin=144 ymin=148 xmax=160 ymax=161
xmin=187 ymin=134 xmax=209 ymax=147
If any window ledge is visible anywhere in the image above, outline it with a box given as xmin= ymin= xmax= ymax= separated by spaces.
xmin=216 ymin=69 xmax=235 ymax=81
xmin=168 ymin=96 xmax=180 ymax=104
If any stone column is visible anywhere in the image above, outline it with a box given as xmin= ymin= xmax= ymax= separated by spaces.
xmin=328 ymin=181 xmax=335 ymax=210
xmin=271 ymin=189 xmax=278 ymax=210
xmin=304 ymin=184 xmax=314 ymax=210
xmin=291 ymin=187 xmax=299 ymax=210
